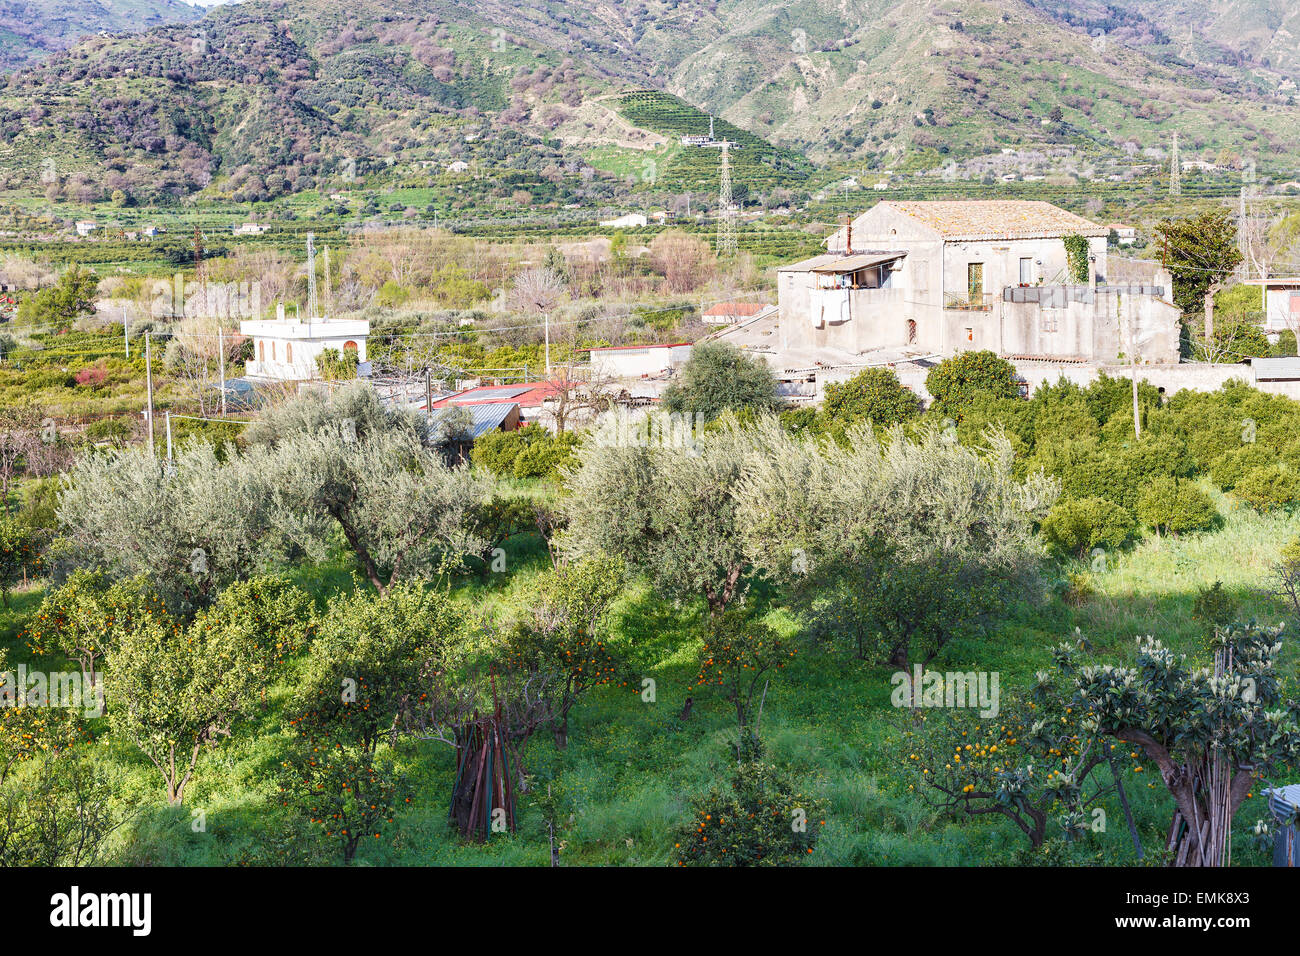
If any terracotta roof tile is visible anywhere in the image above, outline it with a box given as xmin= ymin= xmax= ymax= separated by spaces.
xmin=882 ymin=200 xmax=1107 ymax=240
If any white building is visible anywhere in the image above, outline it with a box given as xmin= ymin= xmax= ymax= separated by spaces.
xmin=1109 ymin=224 xmax=1138 ymax=246
xmin=240 ymin=309 xmax=369 ymax=380
xmin=446 ymin=160 xmax=470 ymax=174
xmin=599 ymin=213 xmax=648 ymax=229
xmin=701 ymin=301 xmax=777 ymax=325
xmin=1244 ymin=277 xmax=1300 ymax=334
xmin=586 ymin=342 xmax=693 ymax=378
xmin=75 ymin=221 xmax=97 ymax=236
xmin=233 ymin=222 xmax=269 ymax=236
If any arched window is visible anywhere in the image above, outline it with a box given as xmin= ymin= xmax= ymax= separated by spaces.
xmin=258 ymin=341 xmax=265 ymax=363
xmin=286 ymin=343 xmax=293 ymax=364
xmin=271 ymin=341 xmax=276 ymax=361
xmin=343 ymin=340 xmax=358 ymax=353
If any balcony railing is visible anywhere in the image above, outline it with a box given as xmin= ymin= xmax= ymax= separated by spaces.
xmin=943 ymin=291 xmax=993 ymax=311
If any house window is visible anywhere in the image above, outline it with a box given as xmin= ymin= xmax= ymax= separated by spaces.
xmin=1020 ymin=257 xmax=1034 ymax=286
xmin=343 ymin=340 xmax=358 ymax=353
xmin=258 ymin=341 xmax=265 ymax=363
xmin=286 ymin=343 xmax=293 ymax=363
xmin=906 ymin=319 xmax=917 ymax=344
xmin=965 ymin=327 xmax=974 ymax=343
xmin=1041 ymin=312 xmax=1059 ymax=333
xmin=1290 ymin=293 xmax=1300 ymax=315
xmin=967 ymin=263 xmax=984 ymax=300
xmin=271 ymin=341 xmax=276 ymax=361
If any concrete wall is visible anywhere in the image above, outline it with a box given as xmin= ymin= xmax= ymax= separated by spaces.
xmin=1263 ymin=286 xmax=1299 ymax=332
xmin=817 ymin=359 xmax=1298 ymax=408
xmin=246 ymin=333 xmax=368 ymax=380
xmin=1008 ymin=361 xmax=1300 ymax=399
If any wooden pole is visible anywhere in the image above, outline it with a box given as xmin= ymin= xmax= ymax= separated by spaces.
xmin=145 ymin=331 xmax=154 ymax=456
xmin=218 ymin=327 xmax=226 ymax=417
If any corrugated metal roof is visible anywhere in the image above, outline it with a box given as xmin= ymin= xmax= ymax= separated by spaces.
xmin=463 ymin=385 xmax=532 ymax=401
xmin=777 ymin=254 xmax=844 ymax=272
xmin=1252 ymin=357 xmax=1300 ymax=380
xmin=809 ymin=251 xmax=907 ymax=273
xmin=429 ymin=402 xmax=518 ymax=440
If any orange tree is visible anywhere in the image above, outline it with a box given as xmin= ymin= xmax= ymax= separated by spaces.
xmin=900 ymin=643 xmax=1125 ymax=850
xmin=500 ymin=557 xmax=629 ymax=748
xmin=694 ymin=606 xmax=794 ymax=740
xmin=0 ymin=518 xmax=40 ymax=609
xmin=281 ymin=584 xmax=461 ymax=859
xmin=201 ymin=577 xmax=316 ymax=692
xmin=277 ymin=740 xmax=409 ymax=865
xmin=23 ymin=570 xmax=165 ymax=702
xmin=0 ymin=649 xmax=83 ymax=785
xmin=675 ymin=737 xmax=826 ymax=866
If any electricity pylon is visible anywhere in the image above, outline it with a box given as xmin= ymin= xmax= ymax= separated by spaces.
xmin=715 ymin=143 xmax=738 ymax=257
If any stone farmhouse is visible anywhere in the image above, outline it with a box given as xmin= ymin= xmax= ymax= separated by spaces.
xmin=776 ymin=200 xmax=1181 ymax=364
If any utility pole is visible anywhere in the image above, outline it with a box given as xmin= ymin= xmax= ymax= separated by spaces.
xmin=218 ymin=326 xmax=226 ymax=417
xmin=145 ymin=331 xmax=155 ymax=456
xmin=1125 ymin=293 xmax=1141 ymax=440
xmin=306 ymin=233 xmax=317 ymax=319
xmin=544 ymin=311 xmax=551 ymax=377
xmin=165 ymin=410 xmax=173 ymax=461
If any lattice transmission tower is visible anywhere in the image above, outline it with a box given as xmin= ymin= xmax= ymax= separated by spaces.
xmin=1169 ymin=132 xmax=1181 ymax=198
xmin=715 ymin=143 xmax=738 ymax=257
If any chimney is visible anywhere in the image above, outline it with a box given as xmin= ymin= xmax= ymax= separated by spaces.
xmin=845 ymin=215 xmax=852 ymax=256
xmin=276 ymin=302 xmax=286 ymax=321
xmin=1088 ymin=255 xmax=1097 ymax=291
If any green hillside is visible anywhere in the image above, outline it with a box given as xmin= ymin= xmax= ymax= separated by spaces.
xmin=0 ymin=0 xmax=202 ymax=71
xmin=1 ymin=0 xmax=1298 ymax=214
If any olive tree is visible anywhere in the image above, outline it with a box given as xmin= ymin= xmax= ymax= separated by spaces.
xmin=261 ymin=424 xmax=488 ymax=593
xmin=561 ymin=423 xmax=754 ymax=617
xmin=734 ymin=420 xmax=1053 ymax=675
xmin=58 ymin=442 xmax=275 ymax=609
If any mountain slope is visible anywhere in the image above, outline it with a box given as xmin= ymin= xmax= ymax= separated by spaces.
xmin=1 ymin=0 xmax=1297 ymax=209
xmin=0 ymin=0 xmax=202 ymax=71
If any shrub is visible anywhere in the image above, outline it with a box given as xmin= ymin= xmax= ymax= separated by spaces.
xmin=512 ymin=430 xmax=579 ymax=479
xmin=1209 ymin=444 xmax=1274 ymax=490
xmin=924 ymin=350 xmax=1019 ymax=418
xmin=1192 ymin=580 xmax=1237 ymax=632
xmin=1271 ymin=330 xmax=1297 ymax=357
xmin=84 ymin=418 xmax=130 ymax=443
xmin=1234 ymin=464 xmax=1300 ymax=510
xmin=470 ymin=424 xmax=546 ymax=476
xmin=1136 ymin=477 xmax=1217 ymax=536
xmin=1039 ymin=496 xmax=1134 ymax=558
xmin=822 ymin=367 xmax=920 ymax=426
xmin=662 ymin=341 xmax=781 ymax=421
xmin=74 ymin=363 xmax=107 ymax=388
xmin=674 ymin=739 xmax=826 ymax=867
